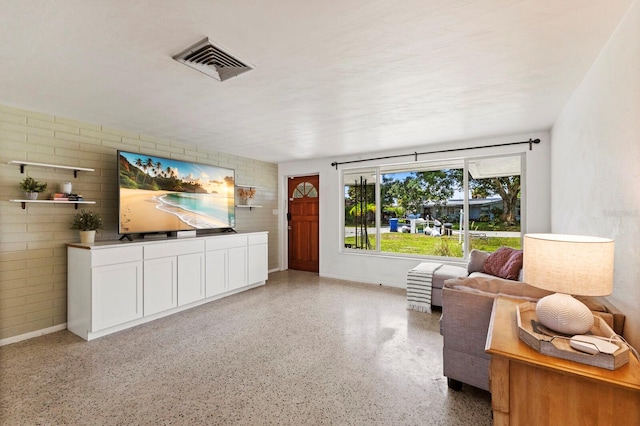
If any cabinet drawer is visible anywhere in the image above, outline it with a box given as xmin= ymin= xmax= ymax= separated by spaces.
xmin=248 ymin=233 xmax=268 ymax=245
xmin=205 ymin=235 xmax=248 ymax=251
xmin=91 ymin=246 xmax=143 ymax=267
xmin=144 ymin=239 xmax=204 ymax=259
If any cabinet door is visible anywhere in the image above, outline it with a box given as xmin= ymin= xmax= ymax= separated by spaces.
xmin=92 ymin=261 xmax=143 ymax=331
xmin=248 ymin=243 xmax=268 ymax=284
xmin=143 ymin=257 xmax=178 ymax=316
xmin=206 ymin=249 xmax=227 ymax=297
xmin=178 ymin=252 xmax=205 ymax=306
xmin=228 ymin=246 xmax=247 ymax=291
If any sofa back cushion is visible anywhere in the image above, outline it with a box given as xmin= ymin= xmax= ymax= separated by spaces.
xmin=467 ymin=249 xmax=490 ymax=274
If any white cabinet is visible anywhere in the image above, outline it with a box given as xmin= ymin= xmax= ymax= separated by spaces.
xmin=178 ymin=251 xmax=205 ymax=306
xmin=68 ymin=245 xmax=143 ymax=340
xmin=205 ymin=235 xmax=248 ymax=295
xmin=144 ymin=239 xmax=205 ymax=311
xmin=67 ymin=232 xmax=268 ymax=341
xmin=143 ymin=257 xmax=177 ymax=316
xmin=248 ymin=233 xmax=268 ymax=285
xmin=205 ymin=249 xmax=227 ymax=297
xmin=92 ymin=262 xmax=143 ymax=331
xmin=228 ymin=246 xmax=247 ymax=291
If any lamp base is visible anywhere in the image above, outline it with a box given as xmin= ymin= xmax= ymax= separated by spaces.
xmin=535 ymin=293 xmax=594 ymax=335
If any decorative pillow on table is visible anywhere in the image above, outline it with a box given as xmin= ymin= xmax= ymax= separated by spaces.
xmin=482 ymin=246 xmax=523 ymax=280
xmin=467 ymin=249 xmax=490 ymax=274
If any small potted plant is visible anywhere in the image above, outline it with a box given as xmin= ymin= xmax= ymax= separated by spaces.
xmin=238 ymin=187 xmax=256 ymax=205
xmin=70 ymin=210 xmax=104 ymax=243
xmin=19 ymin=176 xmax=48 ymax=200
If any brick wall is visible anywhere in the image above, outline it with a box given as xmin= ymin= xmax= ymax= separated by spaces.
xmin=0 ymin=104 xmax=279 ymax=341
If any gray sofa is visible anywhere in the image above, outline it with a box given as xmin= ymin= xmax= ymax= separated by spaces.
xmin=429 ymin=248 xmax=524 ymax=308
xmin=441 ymin=275 xmax=626 ymax=391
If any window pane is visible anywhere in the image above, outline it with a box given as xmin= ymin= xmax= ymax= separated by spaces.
xmin=344 ymin=170 xmax=377 ymax=250
xmin=380 ymin=161 xmax=464 ymax=257
xmin=467 ymin=155 xmax=522 ymax=253
xmin=341 ymin=154 xmax=524 ymax=259
xmin=293 ymin=182 xmax=318 ymax=198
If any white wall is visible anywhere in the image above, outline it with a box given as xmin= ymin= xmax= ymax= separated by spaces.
xmin=279 ymin=131 xmax=551 ymax=288
xmin=551 ymin=1 xmax=640 ymax=347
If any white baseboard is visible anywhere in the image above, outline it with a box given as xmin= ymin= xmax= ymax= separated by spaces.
xmin=0 ymin=323 xmax=67 ymax=347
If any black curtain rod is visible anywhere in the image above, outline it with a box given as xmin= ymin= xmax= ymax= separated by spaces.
xmin=331 ymin=138 xmax=540 ymax=169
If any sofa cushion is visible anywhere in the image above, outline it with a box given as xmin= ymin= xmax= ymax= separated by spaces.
xmin=467 ymin=249 xmax=490 ymax=274
xmin=482 ymin=246 xmax=523 ymax=280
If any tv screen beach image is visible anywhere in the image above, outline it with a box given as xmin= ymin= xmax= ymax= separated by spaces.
xmin=118 ymin=152 xmax=235 ymax=234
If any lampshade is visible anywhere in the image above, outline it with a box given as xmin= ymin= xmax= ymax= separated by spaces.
xmin=523 ymin=234 xmax=615 ymax=335
xmin=523 ymin=234 xmax=614 ymax=296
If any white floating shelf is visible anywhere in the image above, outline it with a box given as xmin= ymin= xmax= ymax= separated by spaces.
xmin=8 ymin=160 xmax=95 ymax=177
xmin=235 ymin=205 xmax=262 ymax=210
xmin=236 ymin=184 xmax=262 ymax=189
xmin=10 ymin=199 xmax=96 ymax=209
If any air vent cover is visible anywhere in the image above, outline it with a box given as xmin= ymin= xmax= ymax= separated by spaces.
xmin=173 ymin=37 xmax=252 ymax=82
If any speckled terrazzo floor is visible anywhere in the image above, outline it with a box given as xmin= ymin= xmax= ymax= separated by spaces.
xmin=0 ymin=270 xmax=491 ymax=425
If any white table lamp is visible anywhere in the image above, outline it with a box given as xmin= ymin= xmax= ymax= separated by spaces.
xmin=523 ymin=234 xmax=614 ymax=335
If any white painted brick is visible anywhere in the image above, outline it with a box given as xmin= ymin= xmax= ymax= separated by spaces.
xmin=121 ymin=136 xmax=143 ymax=146
xmin=154 ymin=144 xmax=185 ymax=156
xmin=102 ymin=126 xmax=140 ymax=139
xmin=28 ymin=118 xmax=79 ymax=134
xmin=80 ymin=128 xmax=121 ymax=142
xmin=2 ymin=122 xmax=52 ymax=138
xmin=55 ymin=116 xmax=101 ymax=132
xmin=0 ymin=105 xmax=25 ymax=116
xmin=1 ymin=148 xmax=29 ymax=162
xmin=54 ymin=131 xmax=100 ymax=145
xmin=27 ymin=134 xmax=58 ymax=146
xmin=0 ymin=242 xmax=28 ymax=252
xmin=26 ymin=240 xmax=72 ymax=250
xmin=24 ymin=143 xmax=56 ymax=156
xmin=140 ymin=133 xmax=170 ymax=145
xmin=0 ymin=105 xmax=53 ymax=122
xmin=0 ymin=128 xmax=27 ymax=142
xmin=23 ymin=110 xmax=54 ymax=122
xmin=135 ymin=139 xmax=157 ymax=150
xmin=169 ymin=140 xmax=194 ymax=150
xmin=184 ymin=149 xmax=210 ymax=162
xmin=0 ymin=111 xmax=27 ymax=125
xmin=102 ymin=139 xmax=144 ymax=152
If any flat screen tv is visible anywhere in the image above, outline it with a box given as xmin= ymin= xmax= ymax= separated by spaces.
xmin=118 ymin=150 xmax=235 ymax=235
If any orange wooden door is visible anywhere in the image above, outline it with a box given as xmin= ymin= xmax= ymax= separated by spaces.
xmin=287 ymin=175 xmax=319 ymax=272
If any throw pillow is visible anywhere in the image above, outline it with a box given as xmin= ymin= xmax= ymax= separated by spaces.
xmin=467 ymin=249 xmax=490 ymax=274
xmin=482 ymin=246 xmax=523 ymax=280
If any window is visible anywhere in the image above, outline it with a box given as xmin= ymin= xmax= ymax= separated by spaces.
xmin=342 ymin=154 xmax=523 ymax=259
xmin=293 ymin=181 xmax=318 ymax=198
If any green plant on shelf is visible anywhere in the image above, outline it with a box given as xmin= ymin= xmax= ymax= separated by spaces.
xmin=19 ymin=176 xmax=48 ymax=193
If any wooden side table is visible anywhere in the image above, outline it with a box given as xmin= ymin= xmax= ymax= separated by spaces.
xmin=485 ymin=298 xmax=640 ymax=426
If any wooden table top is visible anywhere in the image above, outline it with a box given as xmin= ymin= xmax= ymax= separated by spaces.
xmin=485 ymin=297 xmax=640 ymax=391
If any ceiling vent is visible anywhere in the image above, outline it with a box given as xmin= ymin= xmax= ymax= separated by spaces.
xmin=173 ymin=37 xmax=252 ymax=82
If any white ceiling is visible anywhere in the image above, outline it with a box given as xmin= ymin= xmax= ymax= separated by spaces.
xmin=0 ymin=1 xmax=632 ymax=163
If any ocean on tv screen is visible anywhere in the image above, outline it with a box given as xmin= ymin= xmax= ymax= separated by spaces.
xmin=118 ymin=151 xmax=235 ymax=234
